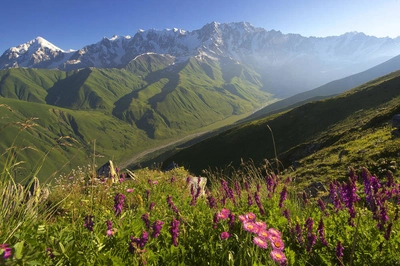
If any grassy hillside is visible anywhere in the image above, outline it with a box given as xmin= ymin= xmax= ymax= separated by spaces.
xmin=0 ymin=55 xmax=273 ymax=181
xmin=0 ymin=98 xmax=154 ymax=182
xmin=249 ymin=54 xmax=400 ymax=120
xmin=164 ymin=70 xmax=400 ymax=177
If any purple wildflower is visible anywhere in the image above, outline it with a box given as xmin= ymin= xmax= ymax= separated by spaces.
xmin=170 ymin=176 xmax=176 ymax=183
xmin=244 ymin=181 xmax=250 ymax=192
xmin=254 ymin=191 xmax=265 ymax=215
xmin=0 ymin=244 xmax=12 ymax=260
xmin=295 ymin=222 xmax=303 ymax=244
xmin=247 ymin=193 xmax=253 ymax=206
xmin=130 ymin=231 xmax=149 ymax=251
xmin=146 ymin=189 xmax=151 ymax=201
xmin=336 ymin=241 xmax=344 ymax=261
xmin=220 ymin=231 xmax=230 ymax=240
xmin=106 ymin=220 xmax=114 ymax=237
xmin=305 ymin=217 xmax=314 ymax=233
xmin=213 ymin=212 xmax=219 ymax=229
xmin=207 ymin=194 xmax=216 ymax=209
xmin=234 ymin=181 xmax=242 ymax=199
xmin=83 ymin=215 xmax=94 ymax=231
xmin=329 ymin=182 xmax=342 ymax=212
xmin=306 ymin=233 xmax=317 ymax=253
xmin=46 ymin=247 xmax=54 ymax=259
xmin=141 ymin=213 xmax=150 ymax=229
xmin=167 ymin=195 xmax=180 ymax=215
xmin=228 ymin=213 xmax=235 ymax=229
xmin=384 ymin=222 xmax=393 ymax=241
xmin=317 ymin=218 xmax=328 ymax=246
xmin=341 ymin=180 xmax=360 ymax=224
xmin=170 ymin=218 xmax=180 ymax=247
xmin=282 ymin=209 xmax=290 ymax=223
xmin=152 ymin=220 xmax=164 ymax=238
xmin=265 ymin=174 xmax=276 ymax=197
xmin=317 ymin=198 xmax=326 ymax=212
xmin=279 ymin=186 xmax=287 ymax=209
xmin=149 ymin=202 xmax=155 ymax=211
xmin=113 ymin=193 xmax=125 ymax=216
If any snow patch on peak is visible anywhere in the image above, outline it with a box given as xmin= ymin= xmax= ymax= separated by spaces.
xmin=30 ymin=36 xmax=64 ymax=52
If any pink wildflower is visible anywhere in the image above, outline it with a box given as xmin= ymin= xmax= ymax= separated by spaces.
xmin=270 ymin=235 xmax=285 ymax=251
xmin=245 ymin=212 xmax=256 ymax=222
xmin=220 ymin=231 xmax=230 ymax=240
xmin=243 ymin=221 xmax=259 ymax=234
xmin=218 ymin=208 xmax=231 ymax=220
xmin=255 ymin=221 xmax=267 ymax=230
xmin=258 ymin=229 xmax=269 ymax=239
xmin=238 ymin=215 xmax=247 ymax=222
xmin=270 ymin=249 xmax=287 ymax=265
xmin=126 ymin=188 xmax=134 ymax=193
xmin=268 ymin=228 xmax=282 ymax=238
xmin=253 ymin=236 xmax=268 ymax=249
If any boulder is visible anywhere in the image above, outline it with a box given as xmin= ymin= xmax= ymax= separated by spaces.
xmin=187 ymin=176 xmax=207 ymax=196
xmin=97 ymin=160 xmax=118 ymax=183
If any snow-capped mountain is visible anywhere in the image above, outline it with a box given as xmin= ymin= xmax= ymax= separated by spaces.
xmin=1 ymin=22 xmax=400 ymax=95
xmin=0 ymin=37 xmax=74 ymax=69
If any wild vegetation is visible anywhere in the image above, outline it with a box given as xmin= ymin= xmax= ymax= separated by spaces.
xmin=1 ymin=141 xmax=400 ymax=265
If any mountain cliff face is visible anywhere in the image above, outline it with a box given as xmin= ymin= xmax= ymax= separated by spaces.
xmin=1 ymin=22 xmax=400 ymax=96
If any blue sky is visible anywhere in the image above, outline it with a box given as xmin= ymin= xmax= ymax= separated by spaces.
xmin=2 ymin=0 xmax=400 ymax=53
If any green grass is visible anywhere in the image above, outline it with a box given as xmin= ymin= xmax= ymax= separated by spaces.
xmin=1 ymin=157 xmax=400 ymax=265
xmin=165 ymin=70 xmax=400 ymax=176
xmin=0 ymin=55 xmax=273 ymax=181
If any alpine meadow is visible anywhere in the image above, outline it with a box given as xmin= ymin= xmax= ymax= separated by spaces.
xmin=1 ymin=19 xmax=400 ymax=265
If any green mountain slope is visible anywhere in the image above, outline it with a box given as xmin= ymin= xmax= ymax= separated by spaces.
xmin=0 ymin=55 xmax=272 ymax=181
xmin=248 ymin=54 xmax=400 ymax=120
xmin=113 ymin=56 xmax=271 ymax=138
xmin=164 ymin=70 xmax=400 ymax=176
xmin=0 ymin=98 xmax=153 ymax=182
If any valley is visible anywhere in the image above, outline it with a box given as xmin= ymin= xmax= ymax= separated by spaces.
xmin=1 ymin=15 xmax=400 ymax=265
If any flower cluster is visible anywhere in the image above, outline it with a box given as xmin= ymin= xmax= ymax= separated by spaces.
xmin=129 ymin=231 xmax=149 ymax=253
xmin=239 ymin=212 xmax=287 ymax=265
xmin=151 ymin=220 xmax=164 ymax=238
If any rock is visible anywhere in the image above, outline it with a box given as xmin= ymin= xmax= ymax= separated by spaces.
xmin=187 ymin=176 xmax=207 ymax=196
xmin=97 ymin=160 xmax=118 ymax=183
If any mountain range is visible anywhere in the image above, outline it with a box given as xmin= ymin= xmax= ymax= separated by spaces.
xmin=2 ymin=22 xmax=400 ymax=96
xmin=1 ymin=21 xmax=400 ymax=181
